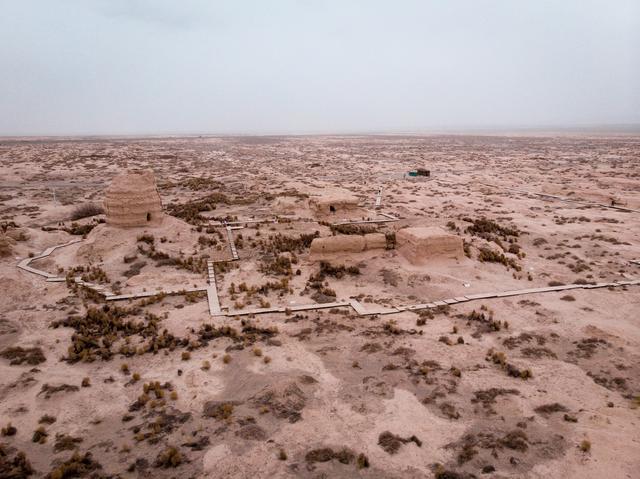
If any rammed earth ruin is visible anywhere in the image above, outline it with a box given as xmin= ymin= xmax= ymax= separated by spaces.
xmin=104 ymin=169 xmax=164 ymax=227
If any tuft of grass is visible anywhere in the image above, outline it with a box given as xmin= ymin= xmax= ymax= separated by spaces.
xmin=201 ymin=360 xmax=211 ymax=370
xmin=222 ymin=354 xmax=231 ymax=364
xmin=278 ymin=449 xmax=287 ymax=460
xmin=252 ymin=347 xmax=262 ymax=357
xmin=263 ymin=356 xmax=271 ymax=364
xmin=579 ymin=440 xmax=591 ymax=453
xmin=155 ymin=446 xmax=182 ymax=468
xmin=181 ymin=351 xmax=191 ymax=361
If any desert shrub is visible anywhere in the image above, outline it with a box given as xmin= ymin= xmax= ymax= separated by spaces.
xmin=197 ymin=235 xmax=218 ymax=247
xmin=260 ymin=231 xmax=320 ymax=254
xmin=478 ymin=247 xmax=521 ymax=271
xmin=51 ymin=305 xmax=185 ymax=363
xmin=155 ymin=446 xmax=184 ymax=468
xmin=356 ymin=453 xmax=369 ymax=469
xmin=305 ymin=447 xmax=360 ymax=466
xmin=167 ymin=192 xmax=229 ymax=224
xmin=32 ymin=427 xmax=48 ymax=444
xmin=53 ymin=433 xmax=83 ymax=452
xmin=0 ymin=445 xmax=33 ymax=477
xmin=123 ymin=261 xmax=146 ymax=278
xmin=259 ymin=254 xmax=293 ymax=276
xmin=385 ymin=232 xmax=396 ymax=249
xmin=137 ymin=243 xmax=207 ymax=274
xmin=0 ymin=235 xmax=14 ymax=257
xmin=203 ymin=401 xmax=234 ymax=419
xmin=46 ymin=452 xmax=102 ymax=478
xmin=378 ymin=431 xmax=422 ymax=454
xmin=330 ymin=224 xmax=378 ymax=235
xmin=70 ymin=203 xmax=104 ymax=220
xmin=486 ymin=349 xmax=532 ymax=380
xmin=136 ymin=234 xmax=155 ymax=245
xmin=39 ymin=415 xmax=56 ymax=425
xmin=1 ymin=423 xmax=17 ymax=436
xmin=0 ymin=346 xmax=46 ymax=365
xmin=534 ymin=403 xmax=568 ymax=415
xmin=317 ymin=261 xmax=360 ymax=279
xmin=464 ymin=217 xmax=520 ymax=238
xmin=62 ymin=222 xmax=97 ymax=236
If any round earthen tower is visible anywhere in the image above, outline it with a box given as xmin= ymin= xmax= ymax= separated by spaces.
xmin=104 ymin=170 xmax=164 ymax=227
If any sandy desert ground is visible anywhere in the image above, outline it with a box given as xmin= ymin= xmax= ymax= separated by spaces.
xmin=0 ymin=134 xmax=639 ymax=478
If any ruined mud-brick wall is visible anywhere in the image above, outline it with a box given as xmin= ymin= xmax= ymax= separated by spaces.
xmin=309 ymin=193 xmax=360 ymax=216
xmin=310 ymin=233 xmax=386 ymax=256
xmin=396 ymin=226 xmax=463 ymax=264
xmin=104 ymin=170 xmax=164 ymax=227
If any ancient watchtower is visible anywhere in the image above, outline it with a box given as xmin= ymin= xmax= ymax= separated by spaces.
xmin=104 ymin=170 xmax=164 ymax=227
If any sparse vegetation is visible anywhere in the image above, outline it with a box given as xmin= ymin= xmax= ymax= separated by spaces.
xmin=0 ymin=346 xmax=46 ymax=365
xmin=70 ymin=203 xmax=104 ymax=220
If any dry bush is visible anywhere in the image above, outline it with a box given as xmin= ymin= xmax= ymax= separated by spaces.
xmin=70 ymin=203 xmax=104 ymax=220
xmin=0 ymin=235 xmax=15 ymax=257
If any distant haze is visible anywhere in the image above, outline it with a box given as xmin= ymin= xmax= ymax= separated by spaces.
xmin=1 ymin=0 xmax=639 ymax=136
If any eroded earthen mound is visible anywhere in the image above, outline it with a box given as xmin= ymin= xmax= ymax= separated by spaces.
xmin=396 ymin=226 xmax=463 ymax=264
xmin=310 ymin=193 xmax=359 ymax=216
xmin=309 ymin=233 xmax=385 ymax=257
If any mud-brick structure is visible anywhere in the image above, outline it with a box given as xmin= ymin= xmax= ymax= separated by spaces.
xmin=309 ymin=192 xmax=359 ymax=216
xmin=104 ymin=170 xmax=164 ymax=227
xmin=309 ymin=233 xmax=386 ymax=257
xmin=396 ymin=226 xmax=463 ymax=264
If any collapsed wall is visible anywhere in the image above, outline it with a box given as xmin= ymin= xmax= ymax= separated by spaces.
xmin=104 ymin=170 xmax=164 ymax=228
xmin=309 ymin=193 xmax=359 ymax=217
xmin=310 ymin=233 xmax=386 ymax=257
xmin=396 ymin=226 xmax=463 ymax=264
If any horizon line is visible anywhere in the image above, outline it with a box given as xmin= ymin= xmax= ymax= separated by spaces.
xmin=2 ymin=123 xmax=640 ymax=140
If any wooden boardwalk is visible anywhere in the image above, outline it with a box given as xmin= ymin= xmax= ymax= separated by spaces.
xmin=332 ymin=217 xmax=398 ymax=226
xmin=225 ymin=226 xmax=239 ymax=260
xmin=478 ymin=181 xmax=640 ymax=214
xmin=16 ymin=238 xmax=83 ymax=279
xmin=223 ymin=279 xmax=640 ymax=317
xmin=16 ymin=236 xmax=640 ymax=320
xmin=206 ymin=260 xmax=222 ymax=316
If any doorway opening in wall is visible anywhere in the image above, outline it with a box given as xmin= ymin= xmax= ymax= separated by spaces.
xmin=146 ymin=213 xmax=151 ymax=221
xmin=329 ymin=205 xmax=336 ymax=213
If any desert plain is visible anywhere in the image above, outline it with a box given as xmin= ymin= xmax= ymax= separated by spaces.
xmin=0 ymin=133 xmax=639 ymax=478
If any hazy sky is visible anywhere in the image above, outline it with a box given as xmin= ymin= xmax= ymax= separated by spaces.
xmin=1 ymin=0 xmax=639 ymax=135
